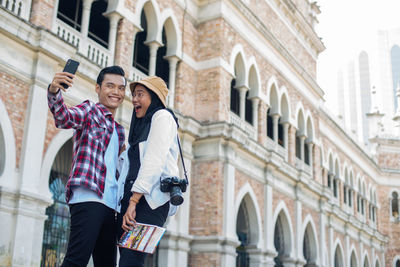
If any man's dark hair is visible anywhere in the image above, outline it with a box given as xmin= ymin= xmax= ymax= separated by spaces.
xmin=96 ymin=65 xmax=126 ymax=86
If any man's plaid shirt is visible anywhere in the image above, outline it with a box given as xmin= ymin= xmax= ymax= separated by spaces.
xmin=48 ymin=90 xmax=125 ymax=203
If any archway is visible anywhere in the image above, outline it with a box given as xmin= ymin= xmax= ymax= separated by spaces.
xmin=41 ymin=138 xmax=73 ymax=267
xmin=334 ymin=245 xmax=344 ymax=267
xmin=350 ymin=251 xmax=357 ymax=267
xmin=274 ymin=212 xmax=292 ymax=266
xmin=303 ymin=223 xmax=317 ymax=266
xmin=235 ymin=193 xmax=260 ymax=267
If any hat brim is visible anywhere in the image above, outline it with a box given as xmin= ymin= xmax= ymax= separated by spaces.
xmin=130 ymin=80 xmax=166 ymax=108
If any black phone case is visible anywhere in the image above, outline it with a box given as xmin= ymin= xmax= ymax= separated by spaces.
xmin=61 ymin=59 xmax=80 ymax=88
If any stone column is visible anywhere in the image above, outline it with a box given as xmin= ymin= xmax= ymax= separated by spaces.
xmin=9 ymin=52 xmax=54 ymax=267
xmin=81 ymin=0 xmax=94 ymax=38
xmin=288 ymin=125 xmax=296 ymax=165
xmin=272 ymin=114 xmax=280 ymax=143
xmin=147 ymin=41 xmax=161 ymax=76
xmin=307 ymin=142 xmax=313 ymax=168
xmin=237 ymin=86 xmax=248 ymax=120
xmin=251 ymin=98 xmax=260 ymax=133
xmin=165 ymin=55 xmax=180 ymax=108
xmin=105 ymin=12 xmax=122 ymax=60
xmin=282 ymin=122 xmax=290 ymax=161
xmin=258 ymin=102 xmax=268 ymax=144
xmin=299 ymin=135 xmax=306 ymax=161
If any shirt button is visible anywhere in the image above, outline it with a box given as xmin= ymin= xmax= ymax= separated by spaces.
xmin=130 ymin=180 xmax=134 ymax=184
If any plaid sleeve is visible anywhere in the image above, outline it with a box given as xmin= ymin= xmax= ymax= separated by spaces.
xmin=48 ymin=89 xmax=92 ymax=129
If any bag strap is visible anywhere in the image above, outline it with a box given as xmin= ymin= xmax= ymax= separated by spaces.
xmin=176 ymin=134 xmax=189 ymax=185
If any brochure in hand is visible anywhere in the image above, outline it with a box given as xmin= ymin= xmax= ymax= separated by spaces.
xmin=117 ymin=222 xmax=166 ymax=254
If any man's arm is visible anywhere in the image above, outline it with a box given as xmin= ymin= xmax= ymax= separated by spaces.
xmin=48 ymin=72 xmax=90 ymax=129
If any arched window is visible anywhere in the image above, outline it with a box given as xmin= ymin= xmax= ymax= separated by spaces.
xmin=266 ymin=109 xmax=273 ymax=139
xmin=57 ymin=0 xmax=83 ymax=31
xmin=245 ymin=91 xmax=253 ymax=124
xmin=334 ymin=246 xmax=343 ymax=267
xmin=392 ymin=192 xmax=399 ymax=218
xmin=303 ymin=224 xmax=317 ymax=267
xmin=41 ymin=139 xmax=73 ymax=267
xmin=350 ymin=252 xmax=357 ymax=267
xmin=155 ymin=28 xmax=169 ymax=86
xmin=133 ymin=11 xmax=150 ymax=75
xmin=230 ymin=79 xmax=240 ymax=116
xmin=0 ymin=125 xmax=5 ymax=176
xmin=236 ymin=201 xmax=250 ymax=267
xmin=88 ymin=0 xmax=109 ymax=48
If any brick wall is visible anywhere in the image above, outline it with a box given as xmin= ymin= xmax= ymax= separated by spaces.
xmin=29 ymin=0 xmax=56 ymax=29
xmin=0 ymin=72 xmax=30 ymax=167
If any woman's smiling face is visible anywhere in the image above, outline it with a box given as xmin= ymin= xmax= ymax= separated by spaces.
xmin=132 ymin=84 xmax=152 ymax=118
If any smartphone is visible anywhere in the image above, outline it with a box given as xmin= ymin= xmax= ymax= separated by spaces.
xmin=61 ymin=59 xmax=80 ymax=89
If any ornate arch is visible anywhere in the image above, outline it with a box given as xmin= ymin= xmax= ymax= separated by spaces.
xmin=302 ymin=215 xmax=319 ymax=266
xmin=135 ymin=0 xmax=161 ymax=42
xmin=279 ymin=89 xmax=291 ymax=123
xmin=159 ymin=10 xmax=182 ymax=57
xmin=349 ymin=246 xmax=359 ymax=267
xmin=273 ymin=201 xmax=295 ymax=257
xmin=235 ymin=183 xmax=262 ymax=248
xmin=333 ymin=240 xmax=345 ymax=267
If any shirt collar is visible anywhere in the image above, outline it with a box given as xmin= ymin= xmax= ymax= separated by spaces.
xmin=96 ymin=102 xmax=113 ymax=118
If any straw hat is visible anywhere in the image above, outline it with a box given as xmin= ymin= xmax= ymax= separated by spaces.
xmin=130 ymin=76 xmax=169 ymax=107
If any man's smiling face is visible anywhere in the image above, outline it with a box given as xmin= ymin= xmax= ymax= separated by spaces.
xmin=96 ymin=74 xmax=126 ymax=114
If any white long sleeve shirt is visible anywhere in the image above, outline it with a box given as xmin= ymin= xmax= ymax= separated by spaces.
xmin=117 ymin=110 xmax=180 ymax=215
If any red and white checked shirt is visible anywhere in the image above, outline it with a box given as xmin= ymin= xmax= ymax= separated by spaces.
xmin=48 ymin=90 xmax=125 ymax=203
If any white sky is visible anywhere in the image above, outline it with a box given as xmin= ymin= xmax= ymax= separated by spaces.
xmin=316 ymin=0 xmax=400 ymax=112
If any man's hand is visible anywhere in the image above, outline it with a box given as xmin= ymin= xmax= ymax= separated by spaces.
xmin=122 ymin=202 xmax=137 ymax=232
xmin=49 ymin=72 xmax=75 ymax=94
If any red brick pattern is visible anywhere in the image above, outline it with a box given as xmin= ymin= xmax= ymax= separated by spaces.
xmin=0 ymin=72 xmax=29 ymax=166
xmin=29 ymin=0 xmax=56 ymax=29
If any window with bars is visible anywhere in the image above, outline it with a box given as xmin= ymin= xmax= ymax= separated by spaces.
xmin=41 ymin=139 xmax=73 ymax=267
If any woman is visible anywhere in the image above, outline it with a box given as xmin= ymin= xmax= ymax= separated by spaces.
xmin=116 ymin=76 xmax=179 ymax=267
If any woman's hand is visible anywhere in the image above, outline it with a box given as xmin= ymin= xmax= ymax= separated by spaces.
xmin=122 ymin=202 xmax=137 ymax=232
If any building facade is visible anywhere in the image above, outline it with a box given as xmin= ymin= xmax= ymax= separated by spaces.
xmin=0 ymin=0 xmax=399 ymax=267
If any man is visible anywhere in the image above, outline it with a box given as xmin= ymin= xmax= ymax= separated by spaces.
xmin=47 ymin=65 xmax=126 ymax=267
